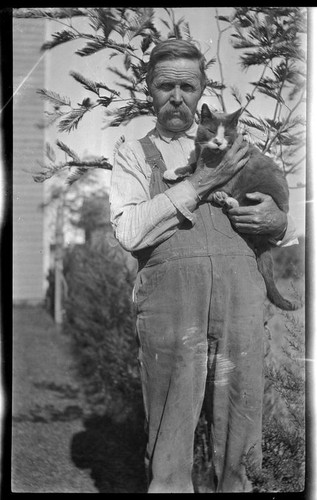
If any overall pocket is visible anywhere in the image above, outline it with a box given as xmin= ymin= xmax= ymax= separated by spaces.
xmin=132 ymin=261 xmax=169 ymax=307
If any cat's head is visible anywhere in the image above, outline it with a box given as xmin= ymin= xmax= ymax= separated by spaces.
xmin=196 ymin=104 xmax=242 ymax=152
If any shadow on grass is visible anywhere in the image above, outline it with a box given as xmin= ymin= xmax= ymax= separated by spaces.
xmin=33 ymin=381 xmax=80 ymax=399
xmin=13 ymin=381 xmax=83 ymax=423
xmin=13 ymin=404 xmax=83 ymax=423
xmin=70 ymin=412 xmax=148 ymax=493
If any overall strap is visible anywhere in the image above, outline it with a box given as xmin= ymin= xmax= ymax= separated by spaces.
xmin=139 ymin=135 xmax=166 ymax=171
xmin=138 ymin=134 xmax=169 ymax=199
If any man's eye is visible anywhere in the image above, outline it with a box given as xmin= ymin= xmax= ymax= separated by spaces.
xmin=159 ymin=83 xmax=173 ymax=91
xmin=181 ymin=84 xmax=194 ymax=92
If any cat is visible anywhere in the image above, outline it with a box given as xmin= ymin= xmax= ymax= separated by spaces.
xmin=163 ymin=103 xmax=299 ymax=311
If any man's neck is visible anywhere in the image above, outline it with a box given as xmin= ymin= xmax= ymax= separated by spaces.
xmin=156 ymin=120 xmax=197 ymax=139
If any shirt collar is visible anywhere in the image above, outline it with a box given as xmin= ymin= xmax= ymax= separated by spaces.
xmin=155 ymin=120 xmax=198 ymax=143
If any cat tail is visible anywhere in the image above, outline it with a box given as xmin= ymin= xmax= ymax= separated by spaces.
xmin=256 ymin=248 xmax=300 ymax=311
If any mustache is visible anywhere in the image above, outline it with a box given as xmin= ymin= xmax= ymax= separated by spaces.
xmin=159 ymin=103 xmax=192 ymax=120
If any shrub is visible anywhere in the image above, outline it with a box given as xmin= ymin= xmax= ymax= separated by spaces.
xmin=63 ymin=242 xmax=142 ymax=420
xmin=246 ymin=312 xmax=305 ymax=492
xmin=272 ymin=235 xmax=305 ymax=280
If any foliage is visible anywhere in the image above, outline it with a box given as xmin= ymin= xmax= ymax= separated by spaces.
xmin=272 ymin=234 xmax=305 ymax=280
xmin=68 ymin=192 xmax=111 ymax=243
xmin=21 ymin=6 xmax=307 ymax=185
xmin=216 ymin=7 xmax=306 ymax=177
xmin=33 ymin=138 xmax=112 ymax=186
xmin=62 ymin=242 xmax=140 ymax=418
xmin=245 ymin=311 xmax=305 ymax=492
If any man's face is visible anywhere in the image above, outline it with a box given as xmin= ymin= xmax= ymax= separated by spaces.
xmin=149 ymin=58 xmax=204 ymax=132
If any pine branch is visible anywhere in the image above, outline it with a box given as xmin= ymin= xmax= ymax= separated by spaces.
xmin=45 ymin=142 xmax=56 ymax=163
xmin=41 ymin=30 xmax=79 ymax=50
xmin=13 ymin=8 xmax=86 ymax=19
xmin=257 ymin=86 xmax=285 ymax=103
xmin=239 ymin=116 xmax=267 ymax=133
xmin=33 ymin=157 xmax=113 ymax=184
xmin=108 ymin=66 xmax=136 ymax=83
xmin=97 ymin=82 xmax=120 ymax=96
xmin=75 ymin=38 xmax=108 ymax=56
xmin=56 ymin=140 xmax=81 ymax=161
xmin=104 ymin=99 xmax=154 ymax=127
xmin=36 ymin=89 xmax=71 ymax=107
xmin=69 ymin=71 xmax=100 ymax=95
xmin=33 ymin=163 xmax=64 ymax=183
xmin=126 ymin=9 xmax=157 ymax=41
xmin=58 ymin=107 xmax=91 ymax=133
xmin=263 ymin=89 xmax=305 ymax=154
xmin=87 ymin=8 xmax=121 ymax=39
xmin=205 ymin=57 xmax=217 ymax=69
xmin=215 ymin=8 xmax=227 ymax=111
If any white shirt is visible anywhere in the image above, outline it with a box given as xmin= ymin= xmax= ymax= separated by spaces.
xmin=109 ymin=122 xmax=297 ymax=252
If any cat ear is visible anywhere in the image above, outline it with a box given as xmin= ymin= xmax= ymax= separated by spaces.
xmin=228 ymin=108 xmax=242 ymax=126
xmin=200 ymin=103 xmax=213 ymax=122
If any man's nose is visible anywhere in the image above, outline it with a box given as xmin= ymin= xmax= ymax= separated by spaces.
xmin=170 ymin=86 xmax=183 ymax=105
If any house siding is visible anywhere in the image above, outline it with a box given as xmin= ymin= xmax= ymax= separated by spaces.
xmin=13 ymin=18 xmax=46 ymax=303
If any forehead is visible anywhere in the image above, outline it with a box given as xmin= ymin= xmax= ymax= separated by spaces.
xmin=151 ymin=58 xmax=202 ymax=84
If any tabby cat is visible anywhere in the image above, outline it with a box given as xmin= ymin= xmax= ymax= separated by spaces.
xmin=163 ymin=103 xmax=298 ymax=311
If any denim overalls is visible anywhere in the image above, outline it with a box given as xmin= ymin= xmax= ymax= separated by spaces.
xmin=133 ymin=134 xmax=267 ymax=493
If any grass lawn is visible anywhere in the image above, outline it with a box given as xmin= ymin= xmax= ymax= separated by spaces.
xmin=11 ymin=305 xmax=97 ymax=493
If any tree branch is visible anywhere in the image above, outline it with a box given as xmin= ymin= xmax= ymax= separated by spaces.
xmin=263 ymin=89 xmax=305 ymax=154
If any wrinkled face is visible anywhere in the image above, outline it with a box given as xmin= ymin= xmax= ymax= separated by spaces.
xmin=149 ymin=58 xmax=204 ymax=132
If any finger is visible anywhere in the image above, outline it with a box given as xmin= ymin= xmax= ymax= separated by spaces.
xmin=233 ymin=144 xmax=249 ymax=163
xmin=233 ymin=224 xmax=262 ymax=234
xmin=227 ymin=137 xmax=243 ymax=156
xmin=245 ymin=192 xmax=269 ymax=202
xmin=229 ymin=215 xmax=257 ymax=224
xmin=228 ymin=206 xmax=259 ymax=216
xmin=236 ymin=154 xmax=249 ymax=168
xmin=231 ymin=134 xmax=244 ymax=150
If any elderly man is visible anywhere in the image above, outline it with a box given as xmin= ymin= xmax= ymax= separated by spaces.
xmin=110 ymin=39 xmax=296 ymax=493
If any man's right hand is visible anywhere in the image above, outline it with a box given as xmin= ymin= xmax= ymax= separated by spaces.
xmin=188 ymin=135 xmax=249 ymax=200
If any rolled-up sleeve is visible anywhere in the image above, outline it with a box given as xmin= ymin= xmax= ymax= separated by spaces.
xmin=109 ymin=142 xmax=199 ymax=252
xmin=269 ymin=213 xmax=299 ymax=247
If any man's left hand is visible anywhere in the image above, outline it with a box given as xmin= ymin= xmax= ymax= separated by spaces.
xmin=227 ymin=192 xmax=287 ymax=239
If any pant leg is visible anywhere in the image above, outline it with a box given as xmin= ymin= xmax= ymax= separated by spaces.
xmin=207 ymin=255 xmax=267 ymax=493
xmin=134 ymin=257 xmax=211 ymax=493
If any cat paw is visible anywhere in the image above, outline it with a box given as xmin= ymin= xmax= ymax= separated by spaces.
xmin=225 ymin=196 xmax=239 ymax=209
xmin=163 ymin=170 xmax=180 ymax=181
xmin=211 ymin=191 xmax=239 ymax=209
xmin=211 ymin=191 xmax=229 ymax=205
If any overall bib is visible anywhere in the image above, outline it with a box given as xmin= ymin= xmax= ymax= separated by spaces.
xmin=133 ymin=134 xmax=267 ymax=493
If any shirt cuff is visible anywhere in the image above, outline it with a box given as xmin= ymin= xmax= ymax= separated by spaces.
xmin=268 ymin=213 xmax=299 ymax=247
xmin=164 ymin=179 xmax=200 ymax=224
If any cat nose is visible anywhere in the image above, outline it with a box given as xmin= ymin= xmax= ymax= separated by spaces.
xmin=214 ymin=138 xmax=221 ymax=146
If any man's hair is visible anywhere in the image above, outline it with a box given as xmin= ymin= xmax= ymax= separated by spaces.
xmin=146 ymin=39 xmax=207 ymax=90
